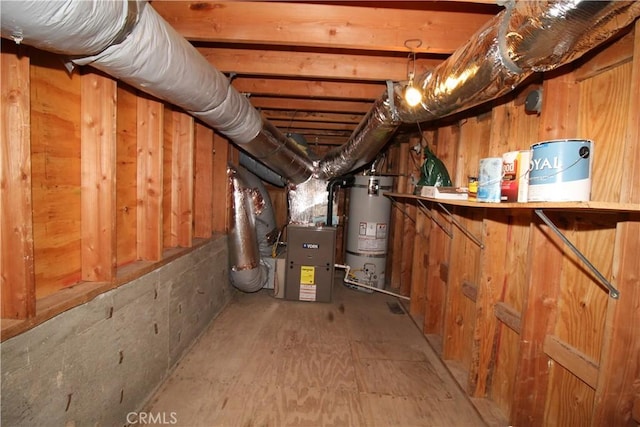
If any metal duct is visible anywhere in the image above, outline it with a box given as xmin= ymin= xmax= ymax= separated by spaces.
xmin=393 ymin=0 xmax=640 ymax=124
xmin=239 ymin=153 xmax=287 ymax=188
xmin=228 ymin=165 xmax=277 ymax=292
xmin=1 ymin=0 xmax=314 ymax=184
xmin=3 ymin=1 xmax=638 ymax=184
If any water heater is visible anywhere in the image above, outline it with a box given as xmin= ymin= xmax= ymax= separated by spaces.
xmin=345 ymin=175 xmax=393 ymax=291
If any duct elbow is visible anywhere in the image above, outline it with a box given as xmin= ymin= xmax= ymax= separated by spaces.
xmin=230 ymin=263 xmax=269 ymax=293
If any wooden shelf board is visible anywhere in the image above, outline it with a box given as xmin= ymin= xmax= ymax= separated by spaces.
xmin=385 ymin=192 xmax=640 ymax=213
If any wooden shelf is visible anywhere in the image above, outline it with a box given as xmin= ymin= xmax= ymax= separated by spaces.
xmin=386 ymin=192 xmax=629 ymax=299
xmin=385 ymin=192 xmax=640 ymax=213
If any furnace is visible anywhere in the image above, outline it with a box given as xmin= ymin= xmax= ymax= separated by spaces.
xmin=284 ymin=225 xmax=336 ymax=303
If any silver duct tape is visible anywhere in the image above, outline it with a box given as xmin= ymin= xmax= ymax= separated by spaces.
xmin=316 ymin=96 xmax=400 ymax=180
xmin=288 ymin=177 xmax=335 ymax=225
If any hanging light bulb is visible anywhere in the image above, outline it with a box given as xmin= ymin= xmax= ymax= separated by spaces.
xmin=404 ymin=79 xmax=422 ymax=107
xmin=403 ymin=47 xmax=423 ymax=107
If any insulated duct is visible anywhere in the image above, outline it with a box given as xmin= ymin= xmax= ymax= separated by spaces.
xmin=1 ymin=0 xmax=314 ymax=184
xmin=3 ymin=0 xmax=639 ymax=294
xmin=313 ymin=0 xmax=640 ymax=179
xmin=2 ymin=1 xmax=638 ymax=184
xmin=394 ymin=0 xmax=640 ymax=124
xmin=228 ymin=165 xmax=277 ymax=292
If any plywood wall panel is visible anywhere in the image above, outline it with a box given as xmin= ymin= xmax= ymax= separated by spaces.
xmin=578 ymin=63 xmax=631 ymax=203
xmin=1 ymin=43 xmax=35 ymax=319
xmin=423 ymin=125 xmax=458 ymax=336
xmin=545 ymin=365 xmax=596 ymax=427
xmin=593 ymin=23 xmax=640 ymax=427
xmin=443 ymin=209 xmax=482 ymax=367
xmin=555 ymin=217 xmax=614 ymax=361
xmin=30 ymin=51 xmax=82 ymax=299
xmin=116 ymin=85 xmax=138 ymax=266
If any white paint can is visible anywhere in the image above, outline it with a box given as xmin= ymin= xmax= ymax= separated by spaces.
xmin=528 ymin=139 xmax=593 ymax=202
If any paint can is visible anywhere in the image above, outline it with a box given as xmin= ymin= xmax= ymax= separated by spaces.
xmin=501 ymin=150 xmax=531 ymax=203
xmin=477 ymin=157 xmax=503 ymax=203
xmin=528 ymin=139 xmax=593 ymax=202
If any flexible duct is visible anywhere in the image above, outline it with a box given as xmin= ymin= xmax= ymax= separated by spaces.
xmin=394 ymin=0 xmax=640 ymax=124
xmin=228 ymin=165 xmax=277 ymax=292
xmin=3 ymin=1 xmax=638 ymax=183
xmin=1 ymin=0 xmax=314 ymax=184
xmin=2 ymin=0 xmax=639 ymax=292
xmin=313 ymin=1 xmax=640 ymax=179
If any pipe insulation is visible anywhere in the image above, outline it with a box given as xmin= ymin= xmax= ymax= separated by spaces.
xmin=1 ymin=0 xmax=314 ymax=184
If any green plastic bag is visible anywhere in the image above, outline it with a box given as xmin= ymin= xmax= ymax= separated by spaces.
xmin=415 ymin=145 xmax=452 ymax=193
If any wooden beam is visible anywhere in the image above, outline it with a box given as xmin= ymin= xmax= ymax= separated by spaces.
xmin=250 ymin=97 xmax=372 ymax=114
xmin=198 ymin=47 xmax=441 ymax=81
xmin=269 ymin=120 xmax=357 ymax=132
xmin=233 ymin=77 xmax=384 ymax=100
xmin=1 ymin=44 xmax=35 ymax=319
xmin=80 ymin=71 xmax=117 ymax=282
xmin=153 ymin=1 xmax=495 ymax=54
xmin=168 ymin=110 xmax=194 ymax=248
xmin=543 ymin=334 xmax=599 ymax=390
xmin=211 ymin=133 xmax=229 ymax=233
xmin=461 ymin=280 xmax=478 ymax=302
xmin=592 ymin=22 xmax=640 ymax=427
xmin=389 ymin=142 xmax=409 ymax=290
xmin=260 ymin=110 xmax=364 ymax=124
xmin=136 ymin=96 xmax=164 ymax=261
xmin=494 ymin=302 xmax=522 ymax=335
xmin=194 ymin=123 xmax=214 ymax=239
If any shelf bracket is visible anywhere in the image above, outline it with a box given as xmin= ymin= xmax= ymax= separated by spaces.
xmin=388 ymin=198 xmax=416 ymax=224
xmin=437 ymin=202 xmax=485 ymax=249
xmin=416 ymin=200 xmax=453 ymax=238
xmin=534 ymin=209 xmax=620 ymax=299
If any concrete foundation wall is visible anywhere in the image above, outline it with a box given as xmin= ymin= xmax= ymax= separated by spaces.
xmin=1 ymin=237 xmax=232 ymax=427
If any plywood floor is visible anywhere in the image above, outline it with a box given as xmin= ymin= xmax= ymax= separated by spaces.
xmin=144 ymin=278 xmax=487 ymax=426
